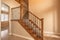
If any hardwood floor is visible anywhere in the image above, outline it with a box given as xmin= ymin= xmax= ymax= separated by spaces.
xmin=44 ymin=36 xmax=60 ymax=40
xmin=1 ymin=35 xmax=60 ymax=40
xmin=1 ymin=26 xmax=28 ymax=40
xmin=8 ymin=35 xmax=28 ymax=40
xmin=1 ymin=30 xmax=60 ymax=40
xmin=1 ymin=29 xmax=28 ymax=40
xmin=1 ymin=24 xmax=60 ymax=40
xmin=1 ymin=26 xmax=8 ymax=40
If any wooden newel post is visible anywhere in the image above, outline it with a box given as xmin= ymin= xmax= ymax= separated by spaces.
xmin=41 ymin=18 xmax=44 ymax=40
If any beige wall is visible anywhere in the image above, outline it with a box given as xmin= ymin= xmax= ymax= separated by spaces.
xmin=11 ymin=21 xmax=34 ymax=40
xmin=29 ymin=0 xmax=56 ymax=34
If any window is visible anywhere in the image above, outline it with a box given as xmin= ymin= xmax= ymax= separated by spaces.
xmin=1 ymin=14 xmax=8 ymax=22
xmin=1 ymin=3 xmax=8 ymax=12
xmin=1 ymin=3 xmax=9 ymax=22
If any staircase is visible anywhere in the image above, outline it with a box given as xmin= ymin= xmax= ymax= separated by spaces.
xmin=18 ymin=11 xmax=43 ymax=40
xmin=15 ymin=0 xmax=43 ymax=40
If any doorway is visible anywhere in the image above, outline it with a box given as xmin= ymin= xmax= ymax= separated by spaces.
xmin=1 ymin=3 xmax=9 ymax=40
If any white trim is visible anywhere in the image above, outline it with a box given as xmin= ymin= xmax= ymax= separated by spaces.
xmin=44 ymin=31 xmax=60 ymax=38
xmin=12 ymin=33 xmax=34 ymax=40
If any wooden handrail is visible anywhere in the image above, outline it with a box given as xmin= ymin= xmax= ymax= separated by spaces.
xmin=11 ymin=19 xmax=19 ymax=21
xmin=29 ymin=11 xmax=43 ymax=21
xmin=1 ymin=10 xmax=9 ymax=14
xmin=20 ymin=3 xmax=43 ymax=21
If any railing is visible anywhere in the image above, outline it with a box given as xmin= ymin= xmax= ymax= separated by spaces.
xmin=29 ymin=11 xmax=43 ymax=36
xmin=15 ymin=0 xmax=43 ymax=39
xmin=19 ymin=4 xmax=43 ymax=40
xmin=23 ymin=10 xmax=43 ymax=39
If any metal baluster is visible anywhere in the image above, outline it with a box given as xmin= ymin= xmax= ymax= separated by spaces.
xmin=29 ymin=13 xmax=31 ymax=20
xmin=30 ymin=22 xmax=33 ymax=29
xmin=38 ymin=19 xmax=40 ymax=27
xmin=32 ymin=14 xmax=34 ymax=22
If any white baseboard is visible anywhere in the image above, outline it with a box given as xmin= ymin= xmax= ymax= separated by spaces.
xmin=9 ymin=32 xmax=60 ymax=39
xmin=12 ymin=33 xmax=34 ymax=40
xmin=44 ymin=32 xmax=60 ymax=38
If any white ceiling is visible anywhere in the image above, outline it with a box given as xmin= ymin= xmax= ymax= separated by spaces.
xmin=2 ymin=0 xmax=20 ymax=8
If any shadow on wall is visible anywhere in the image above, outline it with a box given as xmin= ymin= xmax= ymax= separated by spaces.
xmin=56 ymin=0 xmax=60 ymax=36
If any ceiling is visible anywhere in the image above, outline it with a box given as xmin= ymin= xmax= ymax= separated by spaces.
xmin=29 ymin=0 xmax=54 ymax=14
xmin=2 ymin=0 xmax=20 ymax=8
